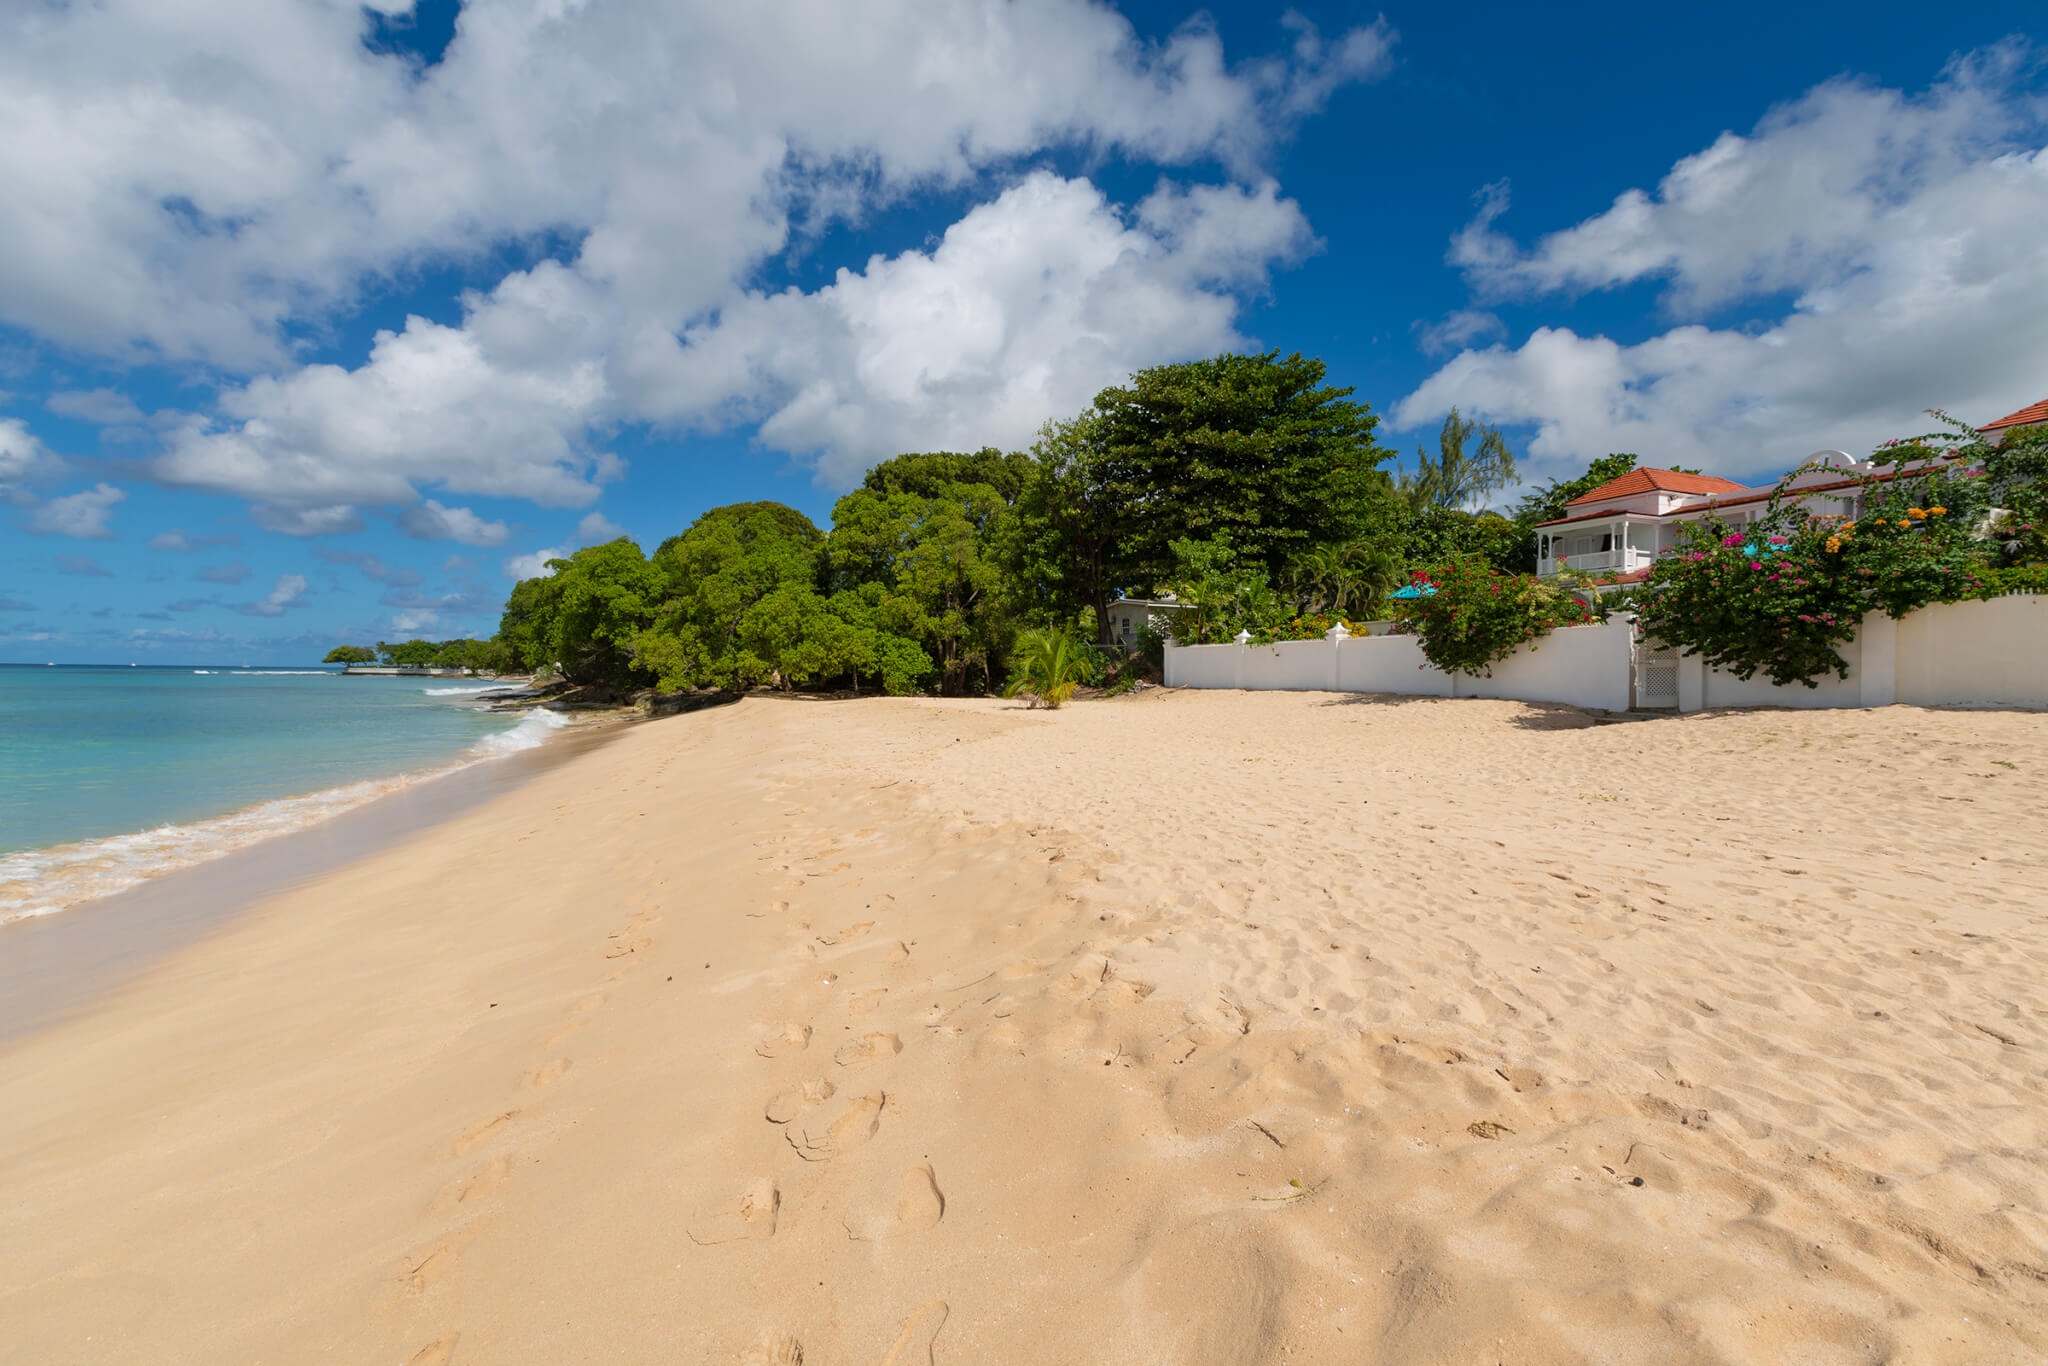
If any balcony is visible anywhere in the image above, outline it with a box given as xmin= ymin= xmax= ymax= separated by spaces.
xmin=1539 ymin=547 xmax=1662 ymax=578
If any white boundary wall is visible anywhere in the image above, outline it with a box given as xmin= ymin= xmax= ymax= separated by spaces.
xmin=1164 ymin=618 xmax=1635 ymax=711
xmin=1165 ymin=595 xmax=2047 ymax=712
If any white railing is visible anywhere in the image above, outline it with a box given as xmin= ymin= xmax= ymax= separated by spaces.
xmin=1540 ymin=548 xmax=1661 ymax=577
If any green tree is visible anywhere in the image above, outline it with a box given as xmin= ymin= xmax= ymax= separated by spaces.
xmin=322 ymin=645 xmax=377 ymax=665
xmin=1398 ymin=506 xmax=1532 ymax=578
xmin=1013 ymin=351 xmax=1394 ymax=640
xmin=528 ymin=536 xmax=663 ymax=688
xmin=1396 ymin=407 xmax=1518 ymax=512
xmin=860 ymin=447 xmax=1034 ymax=503
xmin=637 ymin=503 xmax=836 ymax=691
xmin=1279 ymin=538 xmax=1406 ymax=619
xmin=1159 ymin=533 xmax=1286 ymax=645
xmin=497 ymin=572 xmax=566 ymax=672
xmin=827 ymin=451 xmax=1020 ymax=693
xmin=380 ymin=639 xmax=442 ymax=668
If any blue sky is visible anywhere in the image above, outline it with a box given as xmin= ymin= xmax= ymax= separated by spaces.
xmin=4 ymin=1 xmax=2046 ymax=663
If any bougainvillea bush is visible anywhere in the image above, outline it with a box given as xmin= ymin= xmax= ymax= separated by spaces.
xmin=1392 ymin=559 xmax=1596 ymax=677
xmin=1634 ymin=460 xmax=1994 ymax=687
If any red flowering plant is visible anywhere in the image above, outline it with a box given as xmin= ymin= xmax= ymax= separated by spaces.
xmin=1391 ymin=558 xmax=1596 ymax=677
xmin=1633 ymin=440 xmax=1996 ymax=686
xmin=1633 ymin=516 xmax=1873 ymax=685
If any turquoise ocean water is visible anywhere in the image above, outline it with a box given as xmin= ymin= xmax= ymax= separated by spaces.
xmin=0 ymin=665 xmax=563 ymax=923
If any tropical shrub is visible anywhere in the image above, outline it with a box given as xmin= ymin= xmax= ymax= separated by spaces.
xmin=1632 ymin=523 xmax=1870 ymax=686
xmin=1003 ymin=628 xmax=1090 ymax=709
xmin=1246 ymin=613 xmax=1361 ymax=645
xmin=1391 ymin=559 xmax=1595 ymax=677
xmin=1158 ymin=533 xmax=1287 ymax=645
xmin=1634 ymin=433 xmax=2013 ymax=686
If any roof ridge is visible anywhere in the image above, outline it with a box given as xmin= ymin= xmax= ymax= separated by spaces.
xmin=1982 ymin=397 xmax=2048 ymax=430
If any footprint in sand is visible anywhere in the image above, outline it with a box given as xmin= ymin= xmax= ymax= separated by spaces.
xmin=688 ymin=1177 xmax=780 ymax=1245
xmin=755 ymin=1022 xmax=813 ymax=1059
xmin=765 ymin=1078 xmax=836 ymax=1124
xmin=886 ymin=941 xmax=913 ymax=965
xmin=603 ymin=933 xmax=651 ymax=960
xmin=834 ymin=1033 xmax=902 ymax=1067
xmin=430 ymin=1155 xmax=511 ymax=1214
xmin=405 ymin=1224 xmax=482 ymax=1294
xmin=843 ymin=1163 xmax=945 ymax=1241
xmin=879 ymin=1301 xmax=948 ymax=1366
xmin=817 ymin=921 xmax=875 ymax=947
xmin=849 ymin=988 xmax=888 ymax=1016
xmin=523 ymin=1057 xmax=571 ymax=1088
xmin=786 ymin=1092 xmax=885 ymax=1161
xmin=447 ymin=1111 xmax=518 ymax=1158
xmin=736 ymin=1331 xmax=804 ymax=1364
xmin=406 ymin=1334 xmax=460 ymax=1366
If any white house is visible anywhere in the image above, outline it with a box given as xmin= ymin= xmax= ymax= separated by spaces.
xmin=1533 ymin=451 xmax=1943 ymax=581
xmin=1103 ymin=596 xmax=1185 ymax=648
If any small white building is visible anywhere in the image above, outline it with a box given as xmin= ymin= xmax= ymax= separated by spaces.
xmin=1103 ymin=596 xmax=1185 ymax=648
xmin=1534 ymin=451 xmax=1942 ymax=582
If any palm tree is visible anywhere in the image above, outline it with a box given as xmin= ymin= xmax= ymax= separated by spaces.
xmin=1284 ymin=541 xmax=1406 ymax=618
xmin=1003 ymin=628 xmax=1090 ymax=709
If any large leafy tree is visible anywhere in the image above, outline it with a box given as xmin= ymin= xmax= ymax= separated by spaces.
xmin=535 ymin=539 xmax=662 ymax=690
xmin=497 ymin=571 xmax=565 ymax=672
xmin=827 ymin=451 xmax=1020 ymax=693
xmin=638 ymin=503 xmax=829 ymax=691
xmin=1015 ymin=351 xmax=1394 ymax=640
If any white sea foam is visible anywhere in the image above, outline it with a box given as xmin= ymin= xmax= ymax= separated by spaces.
xmin=192 ymin=669 xmax=217 ymax=674
xmin=0 ymin=707 xmax=570 ymax=925
xmin=473 ymin=708 xmax=569 ymax=755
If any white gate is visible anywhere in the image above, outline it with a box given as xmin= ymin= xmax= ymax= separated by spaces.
xmin=1634 ymin=639 xmax=1679 ymax=710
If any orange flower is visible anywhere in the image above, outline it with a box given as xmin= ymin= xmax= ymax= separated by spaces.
xmin=1928 ymin=506 xmax=1947 ymax=515
xmin=1907 ymin=508 xmax=1928 ymax=520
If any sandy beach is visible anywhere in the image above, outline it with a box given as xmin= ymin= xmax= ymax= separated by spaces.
xmin=2 ymin=691 xmax=2045 ymax=1364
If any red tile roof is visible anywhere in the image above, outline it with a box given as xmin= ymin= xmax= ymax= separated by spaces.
xmin=1982 ymin=398 xmax=2048 ymax=432
xmin=1566 ymin=468 xmax=1749 ymax=505
xmin=1535 ymin=463 xmax=1929 ymax=527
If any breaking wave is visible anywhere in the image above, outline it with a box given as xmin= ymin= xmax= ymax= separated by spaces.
xmin=0 ymin=708 xmax=571 ymax=925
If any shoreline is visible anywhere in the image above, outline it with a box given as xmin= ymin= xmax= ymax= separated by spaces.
xmin=0 ymin=688 xmax=561 ymax=927
xmin=2 ymin=693 xmax=2042 ymax=1362
xmin=0 ymin=711 xmax=632 ymax=1041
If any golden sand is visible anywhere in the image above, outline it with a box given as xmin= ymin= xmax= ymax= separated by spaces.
xmin=2 ymin=692 xmax=2044 ymax=1363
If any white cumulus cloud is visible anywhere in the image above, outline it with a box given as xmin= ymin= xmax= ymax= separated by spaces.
xmin=31 ymin=482 xmax=126 ymax=538
xmin=1 ymin=417 xmax=57 ymax=489
xmin=1401 ymin=48 xmax=2048 ymax=483
xmin=240 ymin=572 xmax=308 ymax=617
xmin=0 ymin=0 xmax=1388 ymax=518
xmin=398 ymin=499 xmax=512 ymax=547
